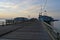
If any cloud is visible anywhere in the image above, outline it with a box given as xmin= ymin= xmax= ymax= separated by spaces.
xmin=0 ymin=0 xmax=41 ymax=18
xmin=0 ymin=2 xmax=19 ymax=9
xmin=0 ymin=0 xmax=41 ymax=12
xmin=20 ymin=5 xmax=41 ymax=13
xmin=17 ymin=5 xmax=41 ymax=18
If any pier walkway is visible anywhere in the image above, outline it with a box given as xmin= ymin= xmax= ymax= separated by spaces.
xmin=0 ymin=21 xmax=51 ymax=40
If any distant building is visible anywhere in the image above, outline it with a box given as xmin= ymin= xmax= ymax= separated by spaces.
xmin=38 ymin=15 xmax=54 ymax=25
xmin=29 ymin=18 xmax=38 ymax=22
xmin=14 ymin=17 xmax=28 ymax=24
xmin=39 ymin=16 xmax=53 ymax=22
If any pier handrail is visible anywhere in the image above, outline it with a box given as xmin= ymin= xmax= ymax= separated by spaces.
xmin=42 ymin=21 xmax=60 ymax=40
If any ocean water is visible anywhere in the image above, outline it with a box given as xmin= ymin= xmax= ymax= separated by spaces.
xmin=0 ymin=19 xmax=6 ymax=25
xmin=54 ymin=21 xmax=60 ymax=33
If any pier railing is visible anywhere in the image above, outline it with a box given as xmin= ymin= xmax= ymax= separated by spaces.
xmin=42 ymin=21 xmax=60 ymax=40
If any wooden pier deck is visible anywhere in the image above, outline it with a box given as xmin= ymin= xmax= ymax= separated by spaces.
xmin=0 ymin=21 xmax=51 ymax=40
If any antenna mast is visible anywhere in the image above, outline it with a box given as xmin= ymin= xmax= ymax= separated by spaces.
xmin=39 ymin=0 xmax=47 ymax=16
xmin=39 ymin=5 xmax=42 ymax=15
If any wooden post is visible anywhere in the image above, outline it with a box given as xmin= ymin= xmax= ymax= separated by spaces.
xmin=57 ymin=32 xmax=59 ymax=40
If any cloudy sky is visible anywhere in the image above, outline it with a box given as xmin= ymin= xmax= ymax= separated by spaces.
xmin=0 ymin=0 xmax=60 ymax=19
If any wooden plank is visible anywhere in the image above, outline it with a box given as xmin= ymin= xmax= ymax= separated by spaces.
xmin=0 ymin=22 xmax=51 ymax=40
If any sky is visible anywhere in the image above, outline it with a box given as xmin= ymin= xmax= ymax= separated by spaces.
xmin=0 ymin=0 xmax=60 ymax=19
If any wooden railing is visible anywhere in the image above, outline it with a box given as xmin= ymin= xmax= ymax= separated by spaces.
xmin=42 ymin=21 xmax=60 ymax=40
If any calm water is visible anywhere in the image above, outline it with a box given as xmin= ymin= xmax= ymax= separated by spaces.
xmin=54 ymin=21 xmax=60 ymax=33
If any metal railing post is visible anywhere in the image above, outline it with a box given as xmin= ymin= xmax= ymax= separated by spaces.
xmin=42 ymin=21 xmax=60 ymax=40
